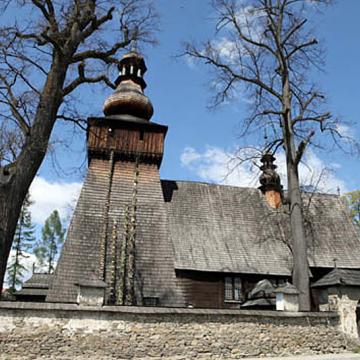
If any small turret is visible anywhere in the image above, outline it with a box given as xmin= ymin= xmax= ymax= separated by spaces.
xmin=103 ymin=50 xmax=153 ymax=120
xmin=258 ymin=153 xmax=283 ymax=209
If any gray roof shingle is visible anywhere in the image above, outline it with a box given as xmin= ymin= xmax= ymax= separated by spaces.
xmin=162 ymin=180 xmax=360 ymax=276
xmin=14 ymin=273 xmax=53 ymax=298
xmin=15 ymin=288 xmax=49 ymax=296
xmin=21 ymin=274 xmax=53 ymax=289
xmin=312 ymin=268 xmax=360 ymax=288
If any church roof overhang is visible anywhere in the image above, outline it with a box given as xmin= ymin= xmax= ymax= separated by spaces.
xmin=87 ymin=115 xmax=168 ymax=134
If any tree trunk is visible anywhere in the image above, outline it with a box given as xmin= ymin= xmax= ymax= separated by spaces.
xmin=283 ymin=142 xmax=311 ymax=312
xmin=282 ymin=75 xmax=311 ymax=311
xmin=0 ymin=58 xmax=67 ymax=292
xmin=0 ymin=187 xmax=25 ymax=292
xmin=287 ymin=162 xmax=311 ymax=311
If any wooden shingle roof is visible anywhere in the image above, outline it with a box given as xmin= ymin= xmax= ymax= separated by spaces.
xmin=162 ymin=180 xmax=360 ymax=276
xmin=312 ymin=268 xmax=360 ymax=288
xmin=15 ymin=273 xmax=53 ymax=298
xmin=21 ymin=274 xmax=53 ymax=289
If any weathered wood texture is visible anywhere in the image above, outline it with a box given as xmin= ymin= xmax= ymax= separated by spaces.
xmin=88 ymin=127 xmax=164 ymax=156
xmin=47 ymin=115 xmax=360 ymax=308
xmin=46 ymin=158 xmax=110 ymax=303
xmin=176 ymin=270 xmax=288 ymax=309
xmin=47 ymin=158 xmax=184 ymax=306
xmin=162 ymin=180 xmax=360 ymax=274
xmin=87 ymin=118 xmax=167 ymax=166
xmin=176 ymin=271 xmax=224 ymax=308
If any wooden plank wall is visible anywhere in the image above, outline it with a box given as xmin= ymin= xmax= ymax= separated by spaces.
xmin=88 ymin=126 xmax=164 ymax=157
xmin=176 ymin=271 xmax=224 ymax=308
xmin=176 ymin=270 xmax=290 ymax=309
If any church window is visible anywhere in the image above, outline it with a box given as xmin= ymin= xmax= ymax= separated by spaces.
xmin=143 ymin=297 xmax=159 ymax=306
xmin=224 ymin=276 xmax=242 ymax=302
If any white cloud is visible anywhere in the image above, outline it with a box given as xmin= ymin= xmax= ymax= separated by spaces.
xmin=234 ymin=5 xmax=266 ymax=43
xmin=185 ymin=4 xmax=267 ymax=71
xmin=335 ymin=124 xmax=352 ymax=138
xmin=275 ymin=151 xmax=349 ymax=194
xmin=213 ymin=37 xmax=239 ymax=62
xmin=181 ymin=146 xmax=259 ymax=187
xmin=4 ymin=176 xmax=79 ymax=290
xmin=211 ymin=4 xmax=266 ymax=61
xmin=29 ymin=176 xmax=82 ymax=225
xmin=181 ymin=146 xmax=348 ymax=194
xmin=180 ymin=146 xmax=202 ymax=167
xmin=184 ymin=54 xmax=197 ymax=69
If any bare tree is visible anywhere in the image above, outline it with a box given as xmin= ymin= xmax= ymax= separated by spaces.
xmin=0 ymin=0 xmax=158 ymax=291
xmin=184 ymin=0 xmax=357 ymax=311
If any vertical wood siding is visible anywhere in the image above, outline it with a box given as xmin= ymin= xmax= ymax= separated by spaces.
xmin=176 ymin=271 xmax=224 ymax=308
xmin=88 ymin=125 xmax=164 ymax=157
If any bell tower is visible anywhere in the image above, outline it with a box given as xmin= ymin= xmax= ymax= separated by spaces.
xmin=47 ymin=51 xmax=183 ymax=306
xmin=88 ymin=50 xmax=164 ymax=167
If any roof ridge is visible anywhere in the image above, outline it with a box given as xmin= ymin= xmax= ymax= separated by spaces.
xmin=161 ymin=179 xmax=259 ymax=190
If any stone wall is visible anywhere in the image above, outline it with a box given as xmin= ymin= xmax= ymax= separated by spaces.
xmin=0 ymin=302 xmax=357 ymax=359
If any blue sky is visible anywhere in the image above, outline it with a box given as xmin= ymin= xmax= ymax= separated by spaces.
xmin=27 ymin=0 xmax=359 ymax=227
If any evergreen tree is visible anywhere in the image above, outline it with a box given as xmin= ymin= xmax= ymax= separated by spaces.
xmin=343 ymin=190 xmax=360 ymax=228
xmin=6 ymin=194 xmax=35 ymax=292
xmin=35 ymin=210 xmax=65 ymax=274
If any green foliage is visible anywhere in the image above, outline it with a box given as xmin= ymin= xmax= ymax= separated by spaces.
xmin=6 ymin=193 xmax=35 ymax=292
xmin=35 ymin=210 xmax=65 ymax=274
xmin=342 ymin=190 xmax=360 ymax=228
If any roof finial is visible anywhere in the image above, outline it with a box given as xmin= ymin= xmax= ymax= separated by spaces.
xmin=337 ymin=186 xmax=341 ymax=196
xmin=130 ymin=38 xmax=138 ymax=53
xmin=333 ymin=258 xmax=338 ymax=268
xmin=263 ymin=129 xmax=268 ymax=148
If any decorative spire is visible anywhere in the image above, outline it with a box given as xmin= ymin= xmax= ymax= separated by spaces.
xmin=103 ymin=50 xmax=154 ymax=120
xmin=258 ymin=153 xmax=283 ymax=209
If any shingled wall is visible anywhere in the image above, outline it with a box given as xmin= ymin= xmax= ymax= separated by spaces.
xmin=47 ymin=158 xmax=183 ymax=306
xmin=0 ymin=302 xmax=357 ymax=359
xmin=46 ymin=158 xmax=110 ymax=303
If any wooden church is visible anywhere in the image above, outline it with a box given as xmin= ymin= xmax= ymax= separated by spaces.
xmin=44 ymin=50 xmax=360 ymax=309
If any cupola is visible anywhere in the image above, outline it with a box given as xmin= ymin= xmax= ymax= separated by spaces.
xmin=103 ymin=50 xmax=154 ymax=120
xmin=258 ymin=153 xmax=283 ymax=209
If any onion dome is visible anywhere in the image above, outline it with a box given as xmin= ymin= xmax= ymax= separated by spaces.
xmin=258 ymin=153 xmax=282 ymax=193
xmin=103 ymin=50 xmax=154 ymax=120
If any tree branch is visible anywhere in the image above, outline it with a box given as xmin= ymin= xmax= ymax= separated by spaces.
xmin=295 ymin=130 xmax=315 ymax=166
xmin=184 ymin=45 xmax=282 ymax=101
xmin=31 ymin=0 xmax=58 ymax=32
xmin=286 ymin=38 xmax=318 ymax=60
xmin=0 ymin=75 xmax=30 ymax=135
xmin=79 ymin=6 xmax=115 ymax=42
xmin=63 ymin=62 xmax=115 ymax=95
xmin=71 ymin=41 xmax=131 ymax=63
xmin=282 ymin=19 xmax=307 ymax=46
